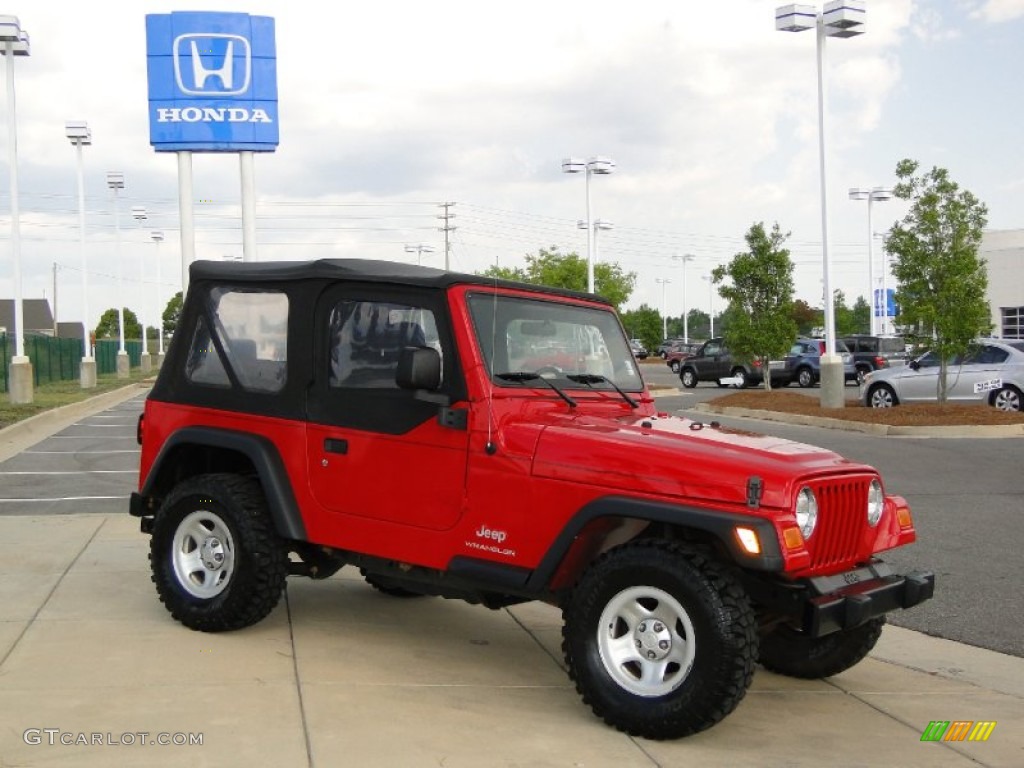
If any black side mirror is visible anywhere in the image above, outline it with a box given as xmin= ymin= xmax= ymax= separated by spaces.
xmin=396 ymin=347 xmax=441 ymax=391
xmin=909 ymin=360 xmax=920 ymax=371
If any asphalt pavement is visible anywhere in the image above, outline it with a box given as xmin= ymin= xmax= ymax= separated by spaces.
xmin=0 ymin=384 xmax=1022 ymax=767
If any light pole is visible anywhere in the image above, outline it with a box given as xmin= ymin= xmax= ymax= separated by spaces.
xmin=776 ymin=1 xmax=865 ymax=408
xmin=702 ymin=274 xmax=716 ymax=338
xmin=106 ymin=171 xmax=129 ymax=378
xmin=849 ymin=186 xmax=893 ymax=334
xmin=132 ymin=206 xmax=152 ymax=374
xmin=561 ymin=156 xmax=615 ymax=294
xmin=404 ymin=244 xmax=434 ymax=266
xmin=151 ymin=231 xmax=166 ymax=363
xmin=671 ymin=253 xmax=696 ymax=343
xmin=66 ymin=121 xmax=95 ymax=388
xmin=1 ymin=16 xmax=31 ymax=403
xmin=655 ymin=277 xmax=672 ymax=339
xmin=578 ymin=218 xmax=613 ymax=279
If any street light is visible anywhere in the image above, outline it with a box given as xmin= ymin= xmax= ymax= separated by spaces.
xmin=404 ymin=244 xmax=434 ymax=266
xmin=106 ymin=171 xmax=129 ymax=378
xmin=655 ymin=277 xmax=672 ymax=339
xmin=1 ymin=16 xmax=32 ymax=403
xmin=562 ymin=156 xmax=615 ymax=294
xmin=132 ymin=206 xmax=152 ymax=374
xmin=702 ymin=274 xmax=716 ymax=338
xmin=849 ymin=186 xmax=892 ymax=334
xmin=65 ymin=120 xmax=95 ymax=388
xmin=776 ymin=1 xmax=866 ymax=408
xmin=151 ymin=231 xmax=166 ymax=360
xmin=578 ymin=218 xmax=613 ymax=277
xmin=671 ymin=253 xmax=696 ymax=344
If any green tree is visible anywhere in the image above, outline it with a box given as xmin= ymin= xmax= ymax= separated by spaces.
xmin=832 ymin=290 xmax=864 ymax=337
xmin=163 ymin=292 xmax=184 ymax=335
xmin=791 ymin=299 xmax=820 ymax=336
xmin=479 ymin=247 xmax=636 ymax=310
xmin=887 ymin=159 xmax=991 ymax=400
xmin=95 ymin=308 xmax=142 ymax=340
xmin=619 ymin=304 xmax=662 ymax=352
xmin=712 ymin=222 xmax=797 ymax=391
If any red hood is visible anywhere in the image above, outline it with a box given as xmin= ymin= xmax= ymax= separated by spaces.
xmin=528 ymin=410 xmax=870 ymax=509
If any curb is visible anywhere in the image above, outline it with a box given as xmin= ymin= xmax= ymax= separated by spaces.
xmin=0 ymin=384 xmax=151 ymax=462
xmin=693 ymin=402 xmax=1024 ymax=438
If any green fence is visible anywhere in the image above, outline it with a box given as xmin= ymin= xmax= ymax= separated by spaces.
xmin=2 ymin=333 xmax=145 ymax=390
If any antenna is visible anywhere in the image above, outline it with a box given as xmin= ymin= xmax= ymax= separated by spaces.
xmin=485 ymin=257 xmax=499 ymax=455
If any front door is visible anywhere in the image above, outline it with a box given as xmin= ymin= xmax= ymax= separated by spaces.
xmin=305 ymin=286 xmax=470 ymax=531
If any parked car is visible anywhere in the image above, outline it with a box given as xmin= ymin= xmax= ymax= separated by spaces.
xmin=628 ymin=339 xmax=649 ymax=359
xmin=783 ymin=338 xmax=857 ymax=388
xmin=678 ymin=337 xmax=789 ymax=388
xmin=664 ymin=342 xmax=701 ymax=373
xmin=656 ymin=338 xmax=687 ymax=358
xmin=842 ymin=335 xmax=909 ymax=383
xmin=860 ymin=339 xmax=1024 ymax=411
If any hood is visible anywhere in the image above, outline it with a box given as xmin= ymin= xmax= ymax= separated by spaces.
xmin=530 ymin=410 xmax=868 ymax=509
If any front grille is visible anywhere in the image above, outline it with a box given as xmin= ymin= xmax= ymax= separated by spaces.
xmin=808 ymin=478 xmax=867 ymax=570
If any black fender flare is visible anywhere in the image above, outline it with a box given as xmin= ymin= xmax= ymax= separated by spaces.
xmin=526 ymin=496 xmax=784 ymax=592
xmin=139 ymin=426 xmax=306 ymax=541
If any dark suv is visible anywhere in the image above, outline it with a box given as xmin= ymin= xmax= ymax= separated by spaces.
xmin=842 ymin=335 xmax=909 ymax=383
xmin=678 ymin=337 xmax=789 ymax=388
xmin=784 ymin=338 xmax=857 ymax=388
xmin=131 ymin=259 xmax=933 ymax=740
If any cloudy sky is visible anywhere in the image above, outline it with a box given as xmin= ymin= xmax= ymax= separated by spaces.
xmin=2 ymin=0 xmax=1022 ymax=333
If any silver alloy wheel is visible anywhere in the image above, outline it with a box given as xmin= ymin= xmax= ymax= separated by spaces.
xmin=798 ymin=368 xmax=814 ymax=388
xmin=869 ymin=385 xmax=896 ymax=408
xmin=993 ymin=386 xmax=1022 ymax=412
xmin=596 ymin=585 xmax=697 ymax=697
xmin=670 ymin=360 xmax=681 ymax=373
xmin=172 ymin=510 xmax=236 ymax=599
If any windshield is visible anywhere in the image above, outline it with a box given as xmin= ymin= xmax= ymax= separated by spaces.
xmin=467 ymin=293 xmax=644 ymax=391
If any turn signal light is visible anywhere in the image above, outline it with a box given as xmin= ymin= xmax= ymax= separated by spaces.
xmin=782 ymin=526 xmax=805 ymax=550
xmin=896 ymin=505 xmax=913 ymax=528
xmin=734 ymin=527 xmax=761 ymax=555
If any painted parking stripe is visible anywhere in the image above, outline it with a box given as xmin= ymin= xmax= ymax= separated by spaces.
xmin=0 ymin=470 xmax=136 ymax=475
xmin=23 ymin=450 xmax=140 ymax=455
xmin=0 ymin=496 xmax=126 ymax=503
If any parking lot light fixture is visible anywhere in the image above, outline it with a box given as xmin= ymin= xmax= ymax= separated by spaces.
xmin=849 ymin=185 xmax=893 ymax=335
xmin=132 ymin=206 xmax=152 ymax=372
xmin=66 ymin=120 xmax=95 ymax=387
xmin=702 ymin=274 xmax=715 ymax=338
xmin=672 ymin=253 xmax=697 ymax=344
xmin=151 ymin=231 xmax=166 ymax=358
xmin=404 ymin=243 xmax=434 ymax=266
xmin=562 ymin=156 xmax=615 ymax=294
xmin=776 ymin=1 xmax=865 ymax=408
xmin=106 ymin=171 xmax=129 ymax=377
xmin=2 ymin=16 xmax=32 ymax=403
xmin=656 ymin=277 xmax=672 ymax=339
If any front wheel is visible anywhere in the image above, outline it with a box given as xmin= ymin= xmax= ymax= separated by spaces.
xmin=680 ymin=369 xmax=698 ymax=388
xmin=796 ymin=367 xmax=815 ymax=388
xmin=562 ymin=541 xmax=757 ymax=740
xmin=867 ymin=383 xmax=898 ymax=408
xmin=149 ymin=473 xmax=288 ymax=632
xmin=759 ymin=618 xmax=884 ymax=679
xmin=731 ymin=367 xmax=750 ymax=389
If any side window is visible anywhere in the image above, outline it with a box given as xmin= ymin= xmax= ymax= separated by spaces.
xmin=185 ymin=288 xmax=288 ymax=393
xmin=329 ymin=300 xmax=441 ymax=389
xmin=704 ymin=341 xmax=721 ymax=357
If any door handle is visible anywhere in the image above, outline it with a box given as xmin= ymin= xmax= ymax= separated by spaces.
xmin=324 ymin=438 xmax=348 ymax=455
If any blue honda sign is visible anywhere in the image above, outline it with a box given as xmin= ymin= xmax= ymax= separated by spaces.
xmin=873 ymin=288 xmax=897 ymax=318
xmin=146 ymin=12 xmax=278 ymax=152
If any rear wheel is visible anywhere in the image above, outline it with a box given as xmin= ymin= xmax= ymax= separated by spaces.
xmin=731 ymin=367 xmax=750 ymax=389
xmin=149 ymin=473 xmax=288 ymax=632
xmin=562 ymin=541 xmax=756 ymax=740
xmin=796 ymin=367 xmax=815 ymax=388
xmin=992 ymin=385 xmax=1022 ymax=412
xmin=867 ymin=383 xmax=898 ymax=408
xmin=856 ymin=365 xmax=871 ymax=385
xmin=670 ymin=360 xmax=682 ymax=374
xmin=759 ymin=618 xmax=884 ymax=679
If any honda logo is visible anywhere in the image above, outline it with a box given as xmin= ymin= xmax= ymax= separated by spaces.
xmin=173 ymin=33 xmax=251 ymax=96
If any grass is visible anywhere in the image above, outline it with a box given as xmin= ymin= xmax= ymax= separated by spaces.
xmin=0 ymin=370 xmax=153 ymax=430
xmin=710 ymin=389 xmax=1024 ymax=427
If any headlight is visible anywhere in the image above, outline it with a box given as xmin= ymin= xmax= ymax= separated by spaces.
xmin=867 ymin=479 xmax=884 ymax=526
xmin=795 ymin=487 xmax=818 ymax=539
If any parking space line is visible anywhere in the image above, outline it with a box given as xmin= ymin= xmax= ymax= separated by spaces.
xmin=0 ymin=496 xmax=126 ymax=503
xmin=23 ymin=449 xmax=139 ymax=455
xmin=0 ymin=470 xmax=136 ymax=475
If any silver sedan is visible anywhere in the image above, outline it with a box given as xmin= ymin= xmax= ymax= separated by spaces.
xmin=860 ymin=339 xmax=1024 ymax=411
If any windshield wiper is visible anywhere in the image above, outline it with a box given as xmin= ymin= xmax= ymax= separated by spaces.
xmin=566 ymin=373 xmax=639 ymax=408
xmin=495 ymin=372 xmax=577 ymax=408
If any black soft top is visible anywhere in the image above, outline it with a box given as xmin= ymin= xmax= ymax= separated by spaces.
xmin=189 ymin=258 xmax=610 ymax=306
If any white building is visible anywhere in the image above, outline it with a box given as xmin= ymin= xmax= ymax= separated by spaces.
xmin=981 ymin=229 xmax=1024 ymax=339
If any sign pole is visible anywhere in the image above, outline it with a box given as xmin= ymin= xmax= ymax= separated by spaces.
xmin=178 ymin=151 xmax=195 ymax=294
xmin=240 ymin=151 xmax=257 ymax=262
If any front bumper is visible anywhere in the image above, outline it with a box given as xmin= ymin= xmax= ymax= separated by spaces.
xmin=748 ymin=560 xmax=936 ymax=638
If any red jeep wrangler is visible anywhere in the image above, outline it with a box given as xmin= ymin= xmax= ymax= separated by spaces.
xmin=131 ymin=259 xmax=934 ymax=739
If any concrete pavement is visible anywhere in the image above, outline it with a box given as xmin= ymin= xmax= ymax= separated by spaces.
xmin=0 ymin=387 xmax=1022 ymax=766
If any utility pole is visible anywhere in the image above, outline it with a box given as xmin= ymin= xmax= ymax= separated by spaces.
xmin=437 ymin=202 xmax=456 ymax=271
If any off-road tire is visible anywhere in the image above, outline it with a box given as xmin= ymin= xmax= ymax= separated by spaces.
xmin=680 ymin=368 xmax=698 ymax=388
xmin=150 ymin=473 xmax=288 ymax=632
xmin=562 ymin=540 xmax=757 ymax=740
xmin=759 ymin=617 xmax=884 ymax=679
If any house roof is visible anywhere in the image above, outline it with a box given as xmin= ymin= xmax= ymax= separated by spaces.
xmin=0 ymin=299 xmax=55 ymax=335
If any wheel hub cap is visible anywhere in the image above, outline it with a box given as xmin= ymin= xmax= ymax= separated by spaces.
xmin=200 ymin=537 xmax=226 ymax=570
xmin=635 ymin=620 xmax=672 ymax=661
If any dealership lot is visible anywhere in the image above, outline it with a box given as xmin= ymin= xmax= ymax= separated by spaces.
xmin=1 ymin=386 xmax=1022 ymax=766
